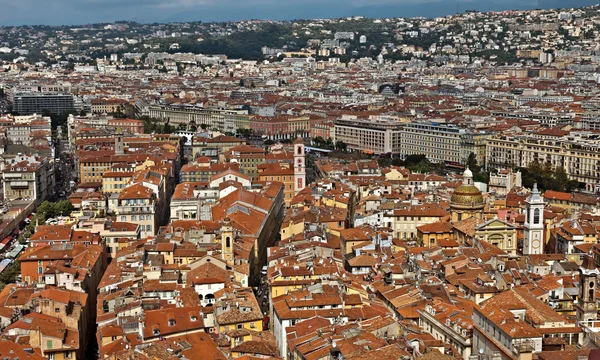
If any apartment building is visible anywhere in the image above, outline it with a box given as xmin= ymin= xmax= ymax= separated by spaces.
xmin=486 ymin=132 xmax=600 ymax=192
xmin=76 ymin=219 xmax=141 ymax=258
xmin=170 ymin=182 xmax=216 ymax=220
xmin=116 ymin=183 xmax=159 ymax=238
xmin=400 ymin=121 xmax=464 ymax=164
xmin=180 ymin=162 xmax=240 ymax=182
xmin=418 ymin=298 xmax=474 ymax=360
xmin=460 ymin=130 xmax=491 ymax=166
xmin=20 ymin=243 xmax=104 ymax=290
xmin=91 ymin=98 xmax=128 ymax=114
xmin=12 ymin=92 xmax=74 ymax=115
xmin=334 ymin=116 xmax=403 ymax=154
xmin=28 ymin=288 xmax=92 ymax=360
xmin=211 ymin=182 xmax=285 ymax=283
xmin=102 ymin=171 xmax=133 ymax=194
xmin=6 ymin=123 xmax=30 ymax=145
xmin=227 ymin=144 xmax=266 ymax=179
xmin=491 ymin=109 xmax=574 ymax=127
xmin=147 ymin=104 xmax=250 ymax=131
xmin=473 ymin=288 xmax=581 ymax=360
xmin=2 ymin=156 xmax=55 ymax=205
xmin=192 ymin=135 xmax=246 ymax=159
xmin=107 ymin=119 xmax=145 ymax=134
xmin=384 ymin=203 xmax=448 ymax=239
xmin=79 ymin=152 xmax=177 ymax=185
xmin=488 ymin=169 xmax=522 ymax=196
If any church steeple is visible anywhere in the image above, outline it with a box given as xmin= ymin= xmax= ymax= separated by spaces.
xmin=221 ymin=218 xmax=233 ymax=263
xmin=293 ymin=138 xmax=306 ymax=195
xmin=577 ymin=254 xmax=599 ymax=329
xmin=523 ymin=183 xmax=544 ymax=255
xmin=462 ymin=167 xmax=473 ymax=186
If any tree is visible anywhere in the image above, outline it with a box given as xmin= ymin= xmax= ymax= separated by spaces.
xmin=466 ymin=153 xmax=480 ymax=173
xmin=325 ymin=138 xmax=333 ymax=149
xmin=17 ymin=235 xmax=27 ymax=245
xmin=313 ymin=136 xmax=325 ymax=147
xmin=55 ymin=200 xmax=74 ymax=216
xmin=0 ymin=261 xmax=20 ymax=285
xmin=552 ymin=166 xmax=570 ymax=192
xmin=335 ymin=141 xmax=347 ymax=152
xmin=200 ymin=123 xmax=208 ymax=130
xmin=163 ymin=123 xmax=174 ymax=134
xmin=37 ymin=201 xmax=55 ymax=219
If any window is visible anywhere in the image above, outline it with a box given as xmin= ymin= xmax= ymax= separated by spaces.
xmin=131 ymin=215 xmax=136 ymax=221
xmin=168 ymin=319 xmax=176 ymax=326
xmin=55 ymin=307 xmax=60 ymax=312
xmin=46 ymin=340 xmax=52 ymax=349
xmin=533 ymin=208 xmax=540 ymax=224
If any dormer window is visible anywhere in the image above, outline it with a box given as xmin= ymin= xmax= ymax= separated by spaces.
xmin=191 ymin=315 xmax=197 ymax=321
xmin=153 ymin=329 xmax=160 ymax=335
xmin=168 ymin=319 xmax=176 ymax=326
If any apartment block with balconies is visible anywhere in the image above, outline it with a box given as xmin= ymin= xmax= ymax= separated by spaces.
xmin=2 ymin=155 xmax=54 ymax=205
xmin=116 ymin=183 xmax=158 ymax=238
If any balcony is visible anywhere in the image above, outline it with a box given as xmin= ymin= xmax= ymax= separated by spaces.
xmin=512 ymin=340 xmax=536 ymax=355
xmin=118 ymin=206 xmax=154 ymax=214
xmin=9 ymin=181 xmax=30 ymax=189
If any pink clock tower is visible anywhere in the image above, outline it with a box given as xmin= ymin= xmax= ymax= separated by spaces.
xmin=293 ymin=138 xmax=306 ymax=195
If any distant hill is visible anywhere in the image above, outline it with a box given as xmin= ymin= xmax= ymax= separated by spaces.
xmin=164 ymin=0 xmax=600 ymax=23
xmin=1 ymin=0 xmax=599 ymax=26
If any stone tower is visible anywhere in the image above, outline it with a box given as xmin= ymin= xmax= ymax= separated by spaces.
xmin=577 ymin=254 xmax=599 ymax=328
xmin=221 ymin=218 xmax=233 ymax=263
xmin=293 ymin=138 xmax=306 ymax=195
xmin=523 ymin=183 xmax=544 ymax=255
xmin=115 ymin=133 xmax=124 ymax=155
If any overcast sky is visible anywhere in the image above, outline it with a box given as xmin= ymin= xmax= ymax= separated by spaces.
xmin=0 ymin=0 xmax=591 ymax=26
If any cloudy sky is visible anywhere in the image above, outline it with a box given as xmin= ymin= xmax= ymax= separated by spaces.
xmin=0 ymin=0 xmax=591 ymax=26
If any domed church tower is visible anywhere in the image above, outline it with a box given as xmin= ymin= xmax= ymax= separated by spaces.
xmin=450 ymin=168 xmax=485 ymax=222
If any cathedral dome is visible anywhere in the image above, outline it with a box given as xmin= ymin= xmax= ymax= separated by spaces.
xmin=450 ymin=168 xmax=484 ymax=210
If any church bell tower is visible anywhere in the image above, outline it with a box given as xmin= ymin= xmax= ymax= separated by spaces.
xmin=523 ymin=183 xmax=544 ymax=255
